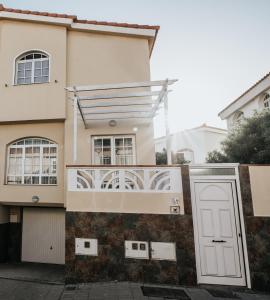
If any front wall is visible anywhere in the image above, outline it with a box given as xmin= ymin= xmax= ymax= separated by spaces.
xmin=0 ymin=122 xmax=65 ymax=205
xmin=65 ymin=31 xmax=155 ymax=165
xmin=0 ymin=20 xmax=67 ymax=122
xmin=239 ymin=166 xmax=270 ymax=292
xmin=67 ymin=192 xmax=184 ymax=215
xmin=249 ymin=166 xmax=270 ymax=216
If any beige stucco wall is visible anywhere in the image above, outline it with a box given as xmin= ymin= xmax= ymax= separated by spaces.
xmin=0 ymin=122 xmax=65 ymax=206
xmin=0 ymin=19 xmax=156 ymax=208
xmin=65 ymin=30 xmax=155 ymax=165
xmin=249 ymin=166 xmax=270 ymax=216
xmin=0 ymin=20 xmax=66 ymax=122
xmin=66 ymin=191 xmax=184 ymax=215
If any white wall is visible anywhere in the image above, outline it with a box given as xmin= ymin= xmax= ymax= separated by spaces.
xmin=226 ymin=94 xmax=263 ymax=129
xmin=155 ymin=126 xmax=227 ymax=163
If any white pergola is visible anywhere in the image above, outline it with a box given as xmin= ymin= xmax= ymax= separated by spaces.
xmin=66 ymin=79 xmax=177 ymax=164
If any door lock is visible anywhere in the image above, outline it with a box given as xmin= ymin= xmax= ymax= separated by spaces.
xmin=212 ymin=240 xmax=226 ymax=243
xmin=50 ymin=246 xmax=53 ymax=250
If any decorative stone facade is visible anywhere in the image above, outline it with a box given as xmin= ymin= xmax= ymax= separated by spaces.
xmin=65 ymin=212 xmax=196 ymax=285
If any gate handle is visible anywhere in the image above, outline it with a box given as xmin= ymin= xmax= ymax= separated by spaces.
xmin=212 ymin=240 xmax=226 ymax=243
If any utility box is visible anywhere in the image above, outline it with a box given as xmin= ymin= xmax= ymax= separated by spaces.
xmin=75 ymin=238 xmax=98 ymax=256
xmin=150 ymin=242 xmax=176 ymax=261
xmin=125 ymin=240 xmax=149 ymax=259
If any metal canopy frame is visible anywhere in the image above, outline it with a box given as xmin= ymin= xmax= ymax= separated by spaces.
xmin=66 ymin=79 xmax=177 ymax=164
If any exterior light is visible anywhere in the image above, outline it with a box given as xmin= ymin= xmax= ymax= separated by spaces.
xmin=32 ymin=195 xmax=40 ymax=203
xmin=133 ymin=127 xmax=138 ymax=132
xmin=109 ymin=120 xmax=117 ymax=127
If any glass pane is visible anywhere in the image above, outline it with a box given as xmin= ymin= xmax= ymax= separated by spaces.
xmin=25 ymin=62 xmax=32 ymax=69
xmin=17 ymin=71 xmax=24 ymax=78
xmin=25 ymin=77 xmax=31 ymax=84
xmin=25 ymin=70 xmax=32 ymax=77
xmin=49 ymin=177 xmax=57 ymax=184
xmin=18 ymin=63 xmax=24 ymax=71
xmin=17 ymin=78 xmax=24 ymax=84
xmin=41 ymin=176 xmax=49 ymax=184
xmin=41 ymin=76 xmax=49 ymax=83
xmin=25 ymin=139 xmax=32 ymax=145
xmin=42 ymin=60 xmax=49 ymax=68
xmin=24 ymin=176 xmax=31 ymax=184
xmin=32 ymin=176 xmax=39 ymax=184
xmin=25 ymin=54 xmax=34 ymax=60
xmin=35 ymin=61 xmax=41 ymax=68
xmin=34 ymin=69 xmax=41 ymax=76
xmin=115 ymin=138 xmax=123 ymax=146
xmin=43 ymin=68 xmax=49 ymax=76
xmin=94 ymin=139 xmax=102 ymax=147
xmin=125 ymin=138 xmax=132 ymax=146
xmin=103 ymin=139 xmax=111 ymax=147
xmin=34 ymin=77 xmax=42 ymax=83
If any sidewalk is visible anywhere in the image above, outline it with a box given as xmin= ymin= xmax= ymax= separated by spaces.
xmin=61 ymin=282 xmax=270 ymax=300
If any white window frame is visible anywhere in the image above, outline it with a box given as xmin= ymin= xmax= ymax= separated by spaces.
xmin=263 ymin=93 xmax=270 ymax=109
xmin=91 ymin=135 xmax=136 ymax=165
xmin=6 ymin=138 xmax=58 ymax=185
xmin=14 ymin=51 xmax=50 ymax=85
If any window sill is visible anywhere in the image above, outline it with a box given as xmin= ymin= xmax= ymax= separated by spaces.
xmin=4 ymin=184 xmax=58 ymax=187
xmin=12 ymin=81 xmax=50 ymax=87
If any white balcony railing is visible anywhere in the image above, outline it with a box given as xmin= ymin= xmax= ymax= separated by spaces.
xmin=67 ymin=166 xmax=182 ymax=193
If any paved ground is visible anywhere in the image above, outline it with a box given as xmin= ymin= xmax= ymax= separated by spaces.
xmin=0 ymin=264 xmax=269 ymax=300
xmin=0 ymin=279 xmax=269 ymax=300
xmin=0 ymin=262 xmax=65 ymax=284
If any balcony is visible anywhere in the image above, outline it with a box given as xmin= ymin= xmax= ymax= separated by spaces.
xmin=66 ymin=165 xmax=183 ymax=214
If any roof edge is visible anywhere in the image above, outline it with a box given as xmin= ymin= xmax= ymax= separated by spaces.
xmin=219 ymin=71 xmax=270 ymax=119
xmin=0 ymin=3 xmax=160 ymax=31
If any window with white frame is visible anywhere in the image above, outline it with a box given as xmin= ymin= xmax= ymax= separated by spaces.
xmin=92 ymin=136 xmax=135 ymax=165
xmin=15 ymin=51 xmax=49 ymax=85
xmin=7 ymin=138 xmax=57 ymax=185
xmin=263 ymin=93 xmax=270 ymax=109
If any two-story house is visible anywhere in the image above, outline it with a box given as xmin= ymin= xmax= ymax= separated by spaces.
xmin=0 ymin=4 xmax=186 ymax=284
xmin=219 ymin=71 xmax=270 ymax=129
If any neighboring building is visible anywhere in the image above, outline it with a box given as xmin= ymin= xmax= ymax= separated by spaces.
xmin=155 ymin=124 xmax=227 ymax=163
xmin=219 ymin=72 xmax=270 ymax=129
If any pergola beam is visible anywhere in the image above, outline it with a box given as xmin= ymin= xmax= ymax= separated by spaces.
xmin=78 ymin=90 xmax=161 ymax=101
xmin=66 ymin=79 xmax=177 ymax=92
xmin=80 ymin=100 xmax=155 ymax=109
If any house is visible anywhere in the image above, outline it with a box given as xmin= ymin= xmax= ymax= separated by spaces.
xmin=155 ymin=124 xmax=227 ymax=163
xmin=0 ymin=4 xmax=269 ymax=292
xmin=219 ymin=72 xmax=270 ymax=129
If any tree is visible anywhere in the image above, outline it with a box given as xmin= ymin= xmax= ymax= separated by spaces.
xmin=206 ymin=111 xmax=270 ymax=164
xmin=156 ymin=148 xmax=190 ymax=165
xmin=156 ymin=148 xmax=167 ymax=165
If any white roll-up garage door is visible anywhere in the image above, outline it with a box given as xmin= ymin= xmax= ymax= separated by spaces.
xmin=22 ymin=208 xmax=65 ymax=264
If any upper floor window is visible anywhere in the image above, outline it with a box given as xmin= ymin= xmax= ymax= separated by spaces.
xmin=7 ymin=138 xmax=57 ymax=185
xmin=233 ymin=111 xmax=244 ymax=125
xmin=263 ymin=93 xmax=270 ymax=109
xmin=92 ymin=135 xmax=136 ymax=165
xmin=15 ymin=51 xmax=49 ymax=85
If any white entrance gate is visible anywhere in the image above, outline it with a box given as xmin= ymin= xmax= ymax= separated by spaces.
xmin=190 ymin=165 xmax=250 ymax=287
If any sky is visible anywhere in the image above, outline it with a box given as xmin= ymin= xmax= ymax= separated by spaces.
xmin=2 ymin=0 xmax=270 ymax=137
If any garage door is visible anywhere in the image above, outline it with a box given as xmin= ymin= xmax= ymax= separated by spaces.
xmin=22 ymin=208 xmax=65 ymax=264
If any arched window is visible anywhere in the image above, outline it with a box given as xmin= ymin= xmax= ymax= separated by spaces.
xmin=233 ymin=111 xmax=244 ymax=124
xmin=7 ymin=138 xmax=57 ymax=185
xmin=263 ymin=93 xmax=270 ymax=109
xmin=15 ymin=51 xmax=49 ymax=85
